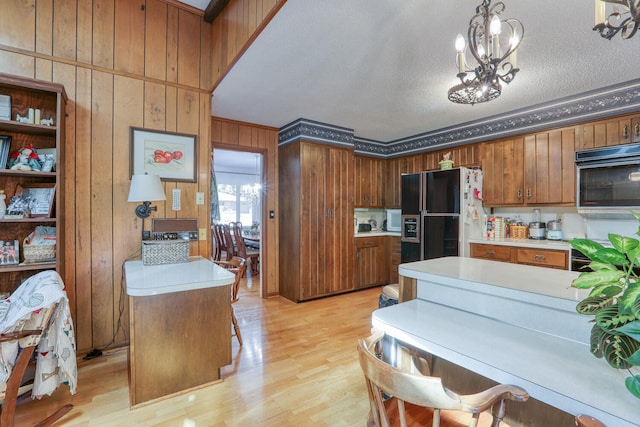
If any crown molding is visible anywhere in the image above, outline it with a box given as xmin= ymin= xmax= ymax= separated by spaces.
xmin=279 ymin=79 xmax=640 ymax=157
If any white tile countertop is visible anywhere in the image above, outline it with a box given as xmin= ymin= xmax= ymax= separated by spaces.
xmin=124 ymin=256 xmax=235 ymax=296
xmin=468 ymin=237 xmax=572 ymax=251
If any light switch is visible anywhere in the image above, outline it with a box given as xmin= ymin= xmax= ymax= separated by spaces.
xmin=198 ymin=228 xmax=207 ymax=240
xmin=196 ymin=192 xmax=205 ymax=205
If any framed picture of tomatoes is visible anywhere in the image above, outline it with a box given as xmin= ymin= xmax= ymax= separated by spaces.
xmin=130 ymin=127 xmax=197 ymax=182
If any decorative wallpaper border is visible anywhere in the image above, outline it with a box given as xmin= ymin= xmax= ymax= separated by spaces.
xmin=279 ymin=78 xmax=640 ymax=157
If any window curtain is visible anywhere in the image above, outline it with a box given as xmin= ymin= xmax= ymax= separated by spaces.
xmin=210 ymin=154 xmax=220 ymax=223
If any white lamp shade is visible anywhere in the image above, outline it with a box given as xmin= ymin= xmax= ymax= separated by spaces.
xmin=128 ymin=173 xmax=166 ymax=202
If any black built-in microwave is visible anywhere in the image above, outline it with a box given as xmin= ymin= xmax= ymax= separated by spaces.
xmin=575 ymin=143 xmax=640 ymax=216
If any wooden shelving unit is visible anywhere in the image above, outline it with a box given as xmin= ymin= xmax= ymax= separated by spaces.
xmin=0 ymin=73 xmax=66 ymax=294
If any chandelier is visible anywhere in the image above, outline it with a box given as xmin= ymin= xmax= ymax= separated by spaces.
xmin=448 ymin=0 xmax=524 ymax=105
xmin=594 ymin=0 xmax=640 ymax=39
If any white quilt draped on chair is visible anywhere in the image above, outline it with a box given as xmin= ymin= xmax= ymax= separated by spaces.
xmin=0 ymin=270 xmax=77 ymax=398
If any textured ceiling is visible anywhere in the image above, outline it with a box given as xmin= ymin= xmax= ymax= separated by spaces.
xmin=207 ymin=0 xmax=640 ymax=143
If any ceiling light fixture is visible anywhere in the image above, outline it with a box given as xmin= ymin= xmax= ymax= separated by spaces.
xmin=448 ymin=0 xmax=524 ymax=105
xmin=594 ymin=0 xmax=640 ymax=40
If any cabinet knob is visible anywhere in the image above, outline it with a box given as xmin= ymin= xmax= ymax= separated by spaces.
xmin=517 ymin=188 xmax=522 ymax=199
xmin=527 ymin=188 xmax=532 ymax=198
xmin=533 ymin=254 xmax=546 ymax=261
xmin=623 ymin=124 xmax=630 ymax=139
xmin=485 ymin=250 xmax=496 ymax=256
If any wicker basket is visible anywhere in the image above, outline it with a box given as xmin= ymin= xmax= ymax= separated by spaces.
xmin=23 ymin=227 xmax=56 ymax=263
xmin=509 ymin=224 xmax=529 ymax=240
xmin=142 ymin=240 xmax=189 ymax=266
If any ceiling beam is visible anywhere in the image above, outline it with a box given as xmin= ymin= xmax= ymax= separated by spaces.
xmin=204 ymin=0 xmax=231 ymax=23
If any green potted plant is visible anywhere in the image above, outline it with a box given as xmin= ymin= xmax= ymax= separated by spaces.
xmin=570 ymin=213 xmax=640 ymax=399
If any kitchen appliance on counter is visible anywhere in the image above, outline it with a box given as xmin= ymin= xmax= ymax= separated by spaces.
xmin=528 ymin=222 xmax=546 ymax=240
xmin=546 ymin=219 xmax=563 ymax=240
xmin=385 ymin=209 xmax=401 ymax=232
xmin=576 ymin=142 xmax=640 ymax=216
xmin=400 ymin=167 xmax=484 ymax=262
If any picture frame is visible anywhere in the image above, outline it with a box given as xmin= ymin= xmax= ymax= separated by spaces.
xmin=0 ymin=240 xmax=19 ymax=266
xmin=130 ymin=127 xmax=197 ymax=182
xmin=15 ymin=183 xmax=56 ymax=218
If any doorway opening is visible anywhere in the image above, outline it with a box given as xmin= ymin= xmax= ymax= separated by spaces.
xmin=212 ymin=148 xmax=263 ymax=294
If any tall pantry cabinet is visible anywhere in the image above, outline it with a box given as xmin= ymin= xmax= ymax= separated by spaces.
xmin=279 ymin=141 xmax=354 ymax=302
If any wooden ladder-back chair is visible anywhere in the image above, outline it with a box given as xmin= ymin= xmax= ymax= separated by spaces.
xmin=575 ymin=415 xmax=606 ymax=427
xmin=221 ymin=224 xmax=236 ymax=261
xmin=214 ymin=256 xmax=247 ymax=346
xmin=230 ymin=222 xmax=260 ymax=275
xmin=357 ymin=330 xmax=529 ymax=427
xmin=211 ymin=225 xmax=223 ymax=261
xmin=0 ymin=270 xmax=76 ymax=427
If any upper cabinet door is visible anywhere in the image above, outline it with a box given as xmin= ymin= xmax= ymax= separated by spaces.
xmin=481 ymin=137 xmax=525 ymax=207
xmin=354 ymin=155 xmax=385 ymax=208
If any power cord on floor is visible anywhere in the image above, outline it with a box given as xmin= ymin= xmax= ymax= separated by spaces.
xmin=82 ymin=247 xmax=141 ymax=361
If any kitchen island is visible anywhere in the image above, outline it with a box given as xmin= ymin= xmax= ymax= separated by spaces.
xmin=125 ymin=256 xmax=235 ymax=407
xmin=373 ymin=257 xmax=639 ymax=427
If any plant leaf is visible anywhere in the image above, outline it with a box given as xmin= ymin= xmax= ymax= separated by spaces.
xmin=609 ymin=233 xmax=640 ymax=254
xmin=572 ymin=270 xmax=625 ymax=289
xmin=570 ymin=239 xmax=605 ymax=259
xmin=625 ymin=375 xmax=640 ymax=399
xmin=593 ymin=325 xmax=640 ymax=369
xmin=589 ymin=283 xmax=623 ymax=298
xmin=577 ymin=296 xmax=613 ymax=315
xmin=619 ymin=281 xmax=640 ymax=315
xmin=592 ymin=247 xmax=629 ymax=266
xmin=588 ymin=261 xmax=618 ymax=272
xmin=616 ymin=320 xmax=640 ymax=342
xmin=596 ymin=304 xmax=636 ymax=332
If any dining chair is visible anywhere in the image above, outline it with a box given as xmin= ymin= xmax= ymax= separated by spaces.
xmin=574 ymin=414 xmax=606 ymax=427
xmin=211 ymin=225 xmax=224 ymax=261
xmin=230 ymin=222 xmax=260 ymax=275
xmin=0 ymin=270 xmax=76 ymax=427
xmin=220 ymin=224 xmax=236 ymax=261
xmin=214 ymin=256 xmax=247 ymax=346
xmin=357 ymin=330 xmax=529 ymax=427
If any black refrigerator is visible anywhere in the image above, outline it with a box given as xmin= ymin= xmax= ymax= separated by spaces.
xmin=400 ymin=168 xmax=481 ymax=263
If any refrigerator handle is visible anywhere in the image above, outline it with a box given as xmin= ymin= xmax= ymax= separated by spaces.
xmin=420 ymin=171 xmax=427 ymax=213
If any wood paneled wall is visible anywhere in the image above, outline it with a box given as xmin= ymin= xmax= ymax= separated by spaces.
xmin=211 ymin=118 xmax=279 ymax=296
xmin=0 ymin=0 xmax=217 ymax=353
xmin=209 ymin=0 xmax=286 ymax=91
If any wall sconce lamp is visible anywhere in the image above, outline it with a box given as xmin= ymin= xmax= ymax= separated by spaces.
xmin=128 ymin=173 xmax=166 ymax=239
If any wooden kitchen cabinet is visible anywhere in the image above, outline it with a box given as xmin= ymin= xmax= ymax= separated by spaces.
xmin=481 ymin=127 xmax=576 ymax=207
xmin=523 ymin=127 xmax=576 ymax=205
xmin=515 ymin=247 xmax=568 ymax=270
xmin=469 ymin=243 xmax=512 ymax=262
xmin=578 ymin=115 xmax=640 ymax=150
xmin=480 ymin=137 xmax=525 ymax=206
xmin=278 ymin=141 xmax=354 ymax=302
xmin=388 ymin=235 xmax=401 ymax=284
xmin=385 ymin=154 xmax=422 ymax=208
xmin=354 ymin=236 xmax=389 ymax=289
xmin=355 ymin=155 xmax=385 ymax=207
xmin=469 ymin=243 xmax=568 ymax=270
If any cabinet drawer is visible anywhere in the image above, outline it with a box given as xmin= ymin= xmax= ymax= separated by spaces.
xmin=470 ymin=243 xmax=512 ymax=262
xmin=515 ymin=248 xmax=567 ymax=269
xmin=355 ymin=236 xmax=384 ymax=248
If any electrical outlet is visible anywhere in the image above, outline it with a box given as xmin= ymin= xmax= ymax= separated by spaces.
xmin=198 ymin=228 xmax=206 ymax=241
xmin=557 ymin=213 xmax=564 ymax=222
xmin=196 ymin=192 xmax=205 ymax=205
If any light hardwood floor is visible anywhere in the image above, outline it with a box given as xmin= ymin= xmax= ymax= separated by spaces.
xmin=15 ymin=275 xmax=382 ymax=426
